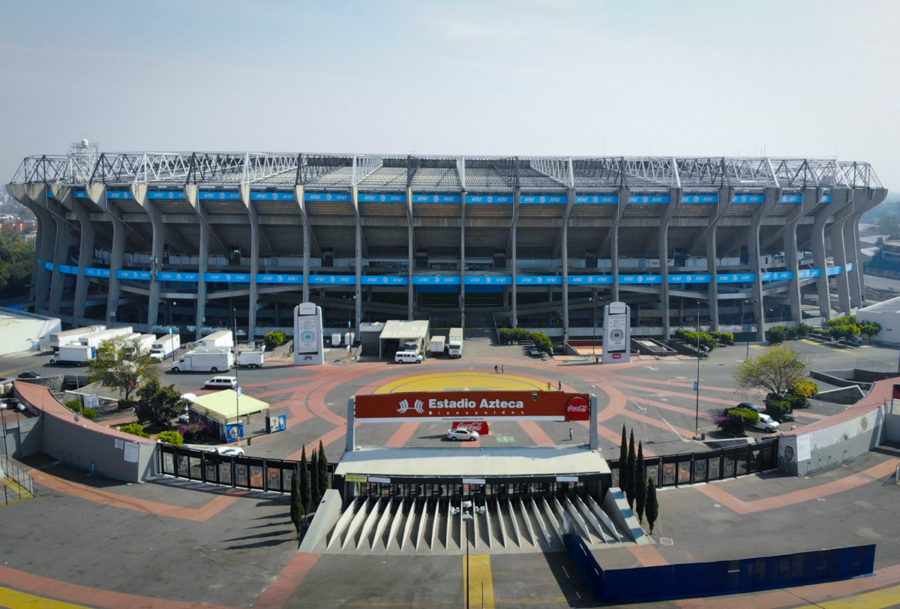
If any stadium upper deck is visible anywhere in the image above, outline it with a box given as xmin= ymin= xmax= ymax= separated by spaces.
xmin=7 ymin=144 xmax=887 ymax=342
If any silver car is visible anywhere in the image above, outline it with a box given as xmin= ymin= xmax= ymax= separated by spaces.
xmin=446 ymin=428 xmax=479 ymax=441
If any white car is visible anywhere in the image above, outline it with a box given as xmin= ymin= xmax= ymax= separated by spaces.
xmin=204 ymin=376 xmax=238 ymax=389
xmin=447 ymin=428 xmax=479 ymax=442
xmin=754 ymin=413 xmax=781 ymax=433
xmin=208 ymin=446 xmax=244 ymax=457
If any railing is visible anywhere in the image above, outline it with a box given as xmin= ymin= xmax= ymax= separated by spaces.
xmin=0 ymin=455 xmax=35 ymax=505
xmin=608 ymin=438 xmax=778 ymax=488
xmin=157 ymin=444 xmax=333 ymax=493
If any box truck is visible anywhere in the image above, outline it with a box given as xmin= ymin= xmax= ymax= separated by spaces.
xmin=123 ymin=334 xmax=156 ymax=357
xmin=429 ymin=335 xmax=446 ymax=356
xmin=197 ymin=330 xmax=233 ymax=349
xmin=79 ymin=326 xmax=134 ymax=349
xmin=448 ymin=327 xmax=463 ymax=358
xmin=170 ymin=348 xmax=234 ymax=373
xmin=150 ymin=334 xmax=181 ymax=361
xmin=49 ymin=344 xmax=95 ymax=365
xmin=48 ymin=325 xmax=106 ymax=350
xmin=237 ymin=350 xmax=265 ymax=368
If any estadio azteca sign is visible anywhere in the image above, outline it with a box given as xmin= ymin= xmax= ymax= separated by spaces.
xmin=355 ymin=391 xmax=591 ymax=423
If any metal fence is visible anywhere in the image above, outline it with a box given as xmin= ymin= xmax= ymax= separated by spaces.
xmin=157 ymin=444 xmax=333 ymax=493
xmin=608 ymin=439 xmax=778 ymax=488
xmin=0 ymin=455 xmax=35 ymax=505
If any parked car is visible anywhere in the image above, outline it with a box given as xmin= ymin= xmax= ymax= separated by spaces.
xmin=394 ymin=351 xmax=423 ymax=364
xmin=204 ymin=376 xmax=238 ymax=389
xmin=736 ymin=402 xmax=762 ymax=412
xmin=446 ymin=428 xmax=479 ymax=442
xmin=528 ymin=347 xmax=544 ymax=358
xmin=208 ymin=446 xmax=244 ymax=457
xmin=16 ymin=371 xmax=41 ymax=380
xmin=764 ymin=408 xmax=795 ymax=423
xmin=754 ymin=413 xmax=781 ymax=432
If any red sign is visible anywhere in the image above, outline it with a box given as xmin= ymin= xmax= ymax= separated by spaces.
xmin=566 ymin=395 xmax=590 ymax=421
xmin=452 ymin=421 xmax=490 ymax=435
xmin=893 ymin=384 xmax=900 ymax=400
xmin=355 ymin=391 xmax=591 ymax=422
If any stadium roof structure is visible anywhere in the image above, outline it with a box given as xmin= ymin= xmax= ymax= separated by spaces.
xmin=9 ymin=146 xmax=883 ymax=192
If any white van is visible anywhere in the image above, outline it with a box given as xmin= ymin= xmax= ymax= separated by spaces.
xmin=394 ymin=351 xmax=423 ymax=364
xmin=204 ymin=376 xmax=238 ymax=389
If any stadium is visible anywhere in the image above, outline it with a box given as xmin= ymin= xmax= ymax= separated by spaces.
xmin=6 ymin=141 xmax=887 ymax=342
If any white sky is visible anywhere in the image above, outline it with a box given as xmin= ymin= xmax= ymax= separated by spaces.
xmin=1 ymin=0 xmax=898 ymax=191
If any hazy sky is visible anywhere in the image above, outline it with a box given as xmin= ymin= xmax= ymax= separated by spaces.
xmin=2 ymin=0 xmax=898 ymax=190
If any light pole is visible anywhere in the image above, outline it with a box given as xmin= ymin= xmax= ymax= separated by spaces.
xmin=461 ymin=499 xmax=473 ymax=609
xmin=233 ymin=306 xmax=241 ymax=445
xmin=694 ymin=299 xmax=701 ymax=440
xmin=744 ymin=298 xmax=757 ymax=360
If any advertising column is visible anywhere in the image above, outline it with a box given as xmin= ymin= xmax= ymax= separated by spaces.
xmin=293 ymin=302 xmax=324 ymax=365
xmin=602 ymin=301 xmax=631 ymax=364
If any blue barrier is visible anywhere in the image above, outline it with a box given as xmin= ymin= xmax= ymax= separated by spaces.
xmin=564 ymin=533 xmax=875 ymax=603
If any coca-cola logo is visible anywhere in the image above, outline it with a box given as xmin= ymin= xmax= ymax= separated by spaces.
xmin=452 ymin=421 xmax=490 ymax=434
xmin=566 ymin=396 xmax=589 ymax=421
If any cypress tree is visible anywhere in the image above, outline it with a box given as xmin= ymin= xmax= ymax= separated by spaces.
xmin=635 ymin=442 xmax=647 ymax=523
xmin=646 ymin=478 xmax=659 ymax=534
xmin=290 ymin=469 xmax=302 ymax=535
xmin=310 ymin=450 xmax=320 ymax=506
xmin=299 ymin=445 xmax=311 ymax=514
xmin=317 ymin=439 xmax=329 ymax=497
xmin=625 ymin=429 xmax=636 ymax=507
xmin=618 ymin=425 xmax=628 ymax=492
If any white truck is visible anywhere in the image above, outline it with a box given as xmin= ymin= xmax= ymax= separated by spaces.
xmin=49 ymin=344 xmax=96 ymax=365
xmin=237 ymin=350 xmax=265 ymax=368
xmin=170 ymin=348 xmax=234 ymax=373
xmin=79 ymin=326 xmax=134 ymax=349
xmin=150 ymin=334 xmax=181 ymax=361
xmin=429 ymin=335 xmax=446 ymax=357
xmin=124 ymin=333 xmax=156 ymax=357
xmin=48 ymin=325 xmax=106 ymax=350
xmin=448 ymin=327 xmax=463 ymax=358
xmin=197 ymin=330 xmax=233 ymax=349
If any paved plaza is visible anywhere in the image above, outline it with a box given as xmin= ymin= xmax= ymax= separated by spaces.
xmin=1 ymin=338 xmax=899 ymax=608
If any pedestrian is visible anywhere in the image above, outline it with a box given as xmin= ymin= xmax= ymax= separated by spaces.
xmin=568 ymin=427 xmax=574 ymax=441
xmin=558 ymin=380 xmax=562 ymax=390
xmin=494 ymin=365 xmax=499 ymax=373
xmin=500 ymin=365 xmax=504 ymax=374
xmin=547 ymin=381 xmax=551 ymax=391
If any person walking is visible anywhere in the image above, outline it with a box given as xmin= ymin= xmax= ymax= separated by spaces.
xmin=558 ymin=380 xmax=562 ymax=390
xmin=494 ymin=365 xmax=498 ymax=373
xmin=568 ymin=427 xmax=574 ymax=441
xmin=500 ymin=365 xmax=504 ymax=374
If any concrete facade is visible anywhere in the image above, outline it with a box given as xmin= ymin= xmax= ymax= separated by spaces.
xmin=7 ymin=150 xmax=887 ymax=342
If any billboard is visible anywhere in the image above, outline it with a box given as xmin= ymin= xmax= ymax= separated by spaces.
xmin=354 ymin=391 xmax=590 ymax=423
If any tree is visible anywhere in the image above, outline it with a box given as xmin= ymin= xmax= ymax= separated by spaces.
xmin=625 ymin=430 xmax=636 ymax=508
xmin=317 ymin=439 xmax=329 ymax=497
xmin=299 ymin=445 xmax=311 ymax=514
xmin=0 ymin=228 xmax=34 ymax=298
xmin=645 ymin=478 xmax=659 ymax=534
xmin=88 ymin=337 xmax=157 ymax=401
xmin=119 ymin=422 xmax=149 ymax=438
xmin=618 ymin=425 xmax=627 ymax=492
xmin=734 ymin=343 xmax=807 ymax=397
xmin=135 ymin=378 xmax=184 ymax=427
xmin=634 ymin=443 xmax=647 ymax=523
xmin=290 ymin=469 xmax=303 ymax=537
xmin=310 ymin=450 xmax=320 ymax=506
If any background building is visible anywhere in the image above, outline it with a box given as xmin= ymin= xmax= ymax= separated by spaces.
xmin=6 ymin=142 xmax=887 ymax=342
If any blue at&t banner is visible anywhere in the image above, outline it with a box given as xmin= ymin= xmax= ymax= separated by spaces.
xmin=358 ymin=193 xmax=407 ymax=203
xmin=575 ymin=194 xmax=618 ymax=204
xmin=251 ymin=191 xmax=296 ymax=201
xmin=308 ymin=275 xmax=355 ymax=285
xmin=668 ymin=274 xmax=712 ymax=284
xmin=717 ymin=273 xmax=756 ymax=283
xmin=518 ymin=275 xmax=563 ymax=285
xmin=520 ymin=194 xmax=567 ymax=204
xmin=413 ymin=275 xmax=461 ymax=285
xmin=732 ymin=194 xmax=765 ymax=204
xmin=117 ymin=269 xmax=152 ymax=280
xmin=305 ymin=192 xmax=351 ymax=202
xmin=257 ymin=274 xmax=302 ymax=284
xmin=199 ymin=190 xmax=241 ymax=201
xmin=148 ymin=190 xmax=185 ymax=200
xmin=798 ymin=269 xmax=823 ymax=279
xmin=629 ymin=194 xmax=670 ymax=204
xmin=107 ymin=190 xmax=133 ymax=200
xmin=204 ymin=272 xmax=251 ymax=283
xmin=158 ymin=271 xmax=199 ymax=282
xmin=682 ymin=193 xmax=718 ymax=204
xmin=780 ymin=193 xmax=803 ymax=204
xmin=465 ymin=194 xmax=513 ymax=204
xmin=567 ymin=275 xmax=614 ymax=285
xmin=412 ymin=194 xmax=462 ymax=204
xmin=85 ymin=267 xmax=111 ymax=278
xmin=761 ymin=271 xmax=794 ymax=281
xmin=619 ymin=274 xmax=663 ymax=284
xmin=465 ymin=275 xmax=512 ymax=285
xmin=361 ymin=276 xmax=408 ymax=286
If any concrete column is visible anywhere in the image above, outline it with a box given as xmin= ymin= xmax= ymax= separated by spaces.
xmin=407 ymin=189 xmax=414 ymax=320
xmin=248 ymin=198 xmax=260 ymax=341
xmin=133 ymin=185 xmax=165 ymax=330
xmin=72 ymin=196 xmax=96 ymax=322
xmin=826 ymin=191 xmax=852 ymax=315
xmin=611 ymin=187 xmax=630 ymax=301
xmin=658 ymin=187 xmax=682 ymax=338
xmin=106 ymin=211 xmax=126 ymax=324
xmin=561 ymin=190 xmax=572 ymax=345
xmin=809 ymin=196 xmax=832 ymax=321
xmin=14 ymin=185 xmax=54 ymax=312
xmin=848 ymin=187 xmax=887 ymax=307
xmin=752 ymin=187 xmax=781 ymax=340
xmin=355 ymin=188 xmax=363 ymax=331
xmin=297 ymin=185 xmax=310 ymax=303
xmin=196 ymin=219 xmax=209 ymax=340
xmin=460 ymin=190 xmax=467 ymax=328
xmin=705 ymin=226 xmax=719 ymax=330
xmin=48 ymin=207 xmax=74 ymax=315
xmin=511 ymin=189 xmax=520 ymax=327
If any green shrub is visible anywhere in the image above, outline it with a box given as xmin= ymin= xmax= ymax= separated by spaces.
xmin=156 ymin=430 xmax=184 ymax=446
xmin=119 ymin=422 xmax=149 ymax=438
xmin=118 ymin=398 xmax=136 ymax=411
xmin=766 ymin=325 xmax=788 ymax=343
xmin=65 ymin=399 xmax=83 ymax=413
xmin=785 ymin=393 xmax=809 ymax=410
xmin=265 ymin=331 xmax=286 ymax=350
xmin=766 ymin=400 xmax=792 ymax=420
xmin=498 ymin=328 xmax=554 ymax=355
xmin=790 ymin=379 xmax=818 ymax=399
xmin=711 ymin=331 xmax=734 ymax=344
xmin=81 ymin=408 xmax=97 ymax=420
xmin=179 ymin=422 xmax=212 ymax=442
xmin=674 ymin=328 xmax=716 ymax=351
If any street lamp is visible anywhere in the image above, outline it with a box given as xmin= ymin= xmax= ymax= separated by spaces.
xmin=744 ymin=298 xmax=758 ymax=360
xmin=461 ymin=499 xmax=473 ymax=609
xmin=233 ymin=306 xmax=241 ymax=445
xmin=694 ymin=299 xmax=701 ymax=440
